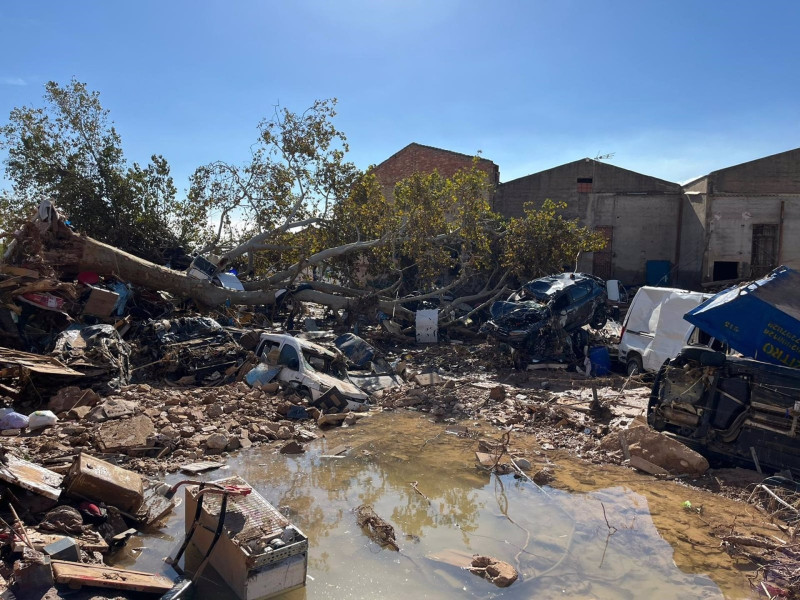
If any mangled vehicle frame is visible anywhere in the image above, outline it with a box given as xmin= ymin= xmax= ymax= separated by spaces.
xmin=482 ymin=273 xmax=607 ymax=361
xmin=649 ymin=346 xmax=800 ymax=475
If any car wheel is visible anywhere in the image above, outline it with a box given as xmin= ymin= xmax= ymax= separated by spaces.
xmin=590 ymin=307 xmax=607 ymax=330
xmin=626 ymin=355 xmax=643 ymax=376
xmin=298 ymin=387 xmax=314 ymax=403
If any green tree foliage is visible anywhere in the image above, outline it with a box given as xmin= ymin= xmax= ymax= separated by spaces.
xmin=0 ymin=79 xmax=203 ymax=261
xmin=502 ymin=199 xmax=607 ymax=280
xmin=189 ymin=99 xmax=359 ymax=267
xmin=323 ymin=162 xmax=499 ymax=292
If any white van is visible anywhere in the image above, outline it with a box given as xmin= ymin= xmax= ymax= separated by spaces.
xmin=618 ymin=287 xmax=713 ymax=374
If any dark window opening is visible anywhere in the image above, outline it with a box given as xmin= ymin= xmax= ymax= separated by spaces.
xmin=577 ymin=177 xmax=593 ymax=193
xmin=278 ymin=345 xmax=300 ymax=370
xmin=713 ymin=261 xmax=739 ymax=281
xmin=751 ymin=224 xmax=779 ymax=278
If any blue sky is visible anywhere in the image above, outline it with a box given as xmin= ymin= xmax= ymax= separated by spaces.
xmin=1 ymin=0 xmax=798 ymax=193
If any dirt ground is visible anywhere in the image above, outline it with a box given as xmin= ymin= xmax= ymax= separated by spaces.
xmin=0 ymin=335 xmax=798 ymax=598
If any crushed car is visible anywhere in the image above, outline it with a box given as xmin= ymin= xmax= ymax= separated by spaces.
xmin=254 ymin=333 xmax=370 ymax=410
xmin=648 ymin=346 xmax=800 ymax=475
xmin=481 ymin=272 xmax=608 ymax=360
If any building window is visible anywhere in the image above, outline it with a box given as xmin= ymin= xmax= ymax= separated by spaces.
xmin=577 ymin=178 xmax=593 ymax=193
xmin=751 ymin=224 xmax=779 ymax=278
xmin=713 ymin=261 xmax=739 ymax=281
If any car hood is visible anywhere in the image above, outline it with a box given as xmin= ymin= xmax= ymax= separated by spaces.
xmin=308 ymin=370 xmax=369 ymax=399
xmin=489 ymin=300 xmax=549 ymax=324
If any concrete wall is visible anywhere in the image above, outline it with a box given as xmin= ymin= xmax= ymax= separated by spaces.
xmin=495 ymin=158 xmax=680 ymax=220
xmin=704 ymin=195 xmax=800 ymax=280
xmin=372 ymin=143 xmax=499 ymax=201
xmin=675 ymin=193 xmax=707 ymax=289
xmin=709 ymin=148 xmax=800 ymax=194
xmin=496 ymin=159 xmax=681 ymax=285
xmin=590 ymin=194 xmax=681 ymax=285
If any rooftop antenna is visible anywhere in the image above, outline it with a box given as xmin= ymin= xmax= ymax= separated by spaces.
xmin=594 ymin=152 xmax=615 ymax=161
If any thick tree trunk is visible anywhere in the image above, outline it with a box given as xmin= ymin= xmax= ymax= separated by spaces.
xmin=34 ymin=223 xmax=415 ymax=320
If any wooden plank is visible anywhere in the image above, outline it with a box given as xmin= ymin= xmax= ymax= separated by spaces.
xmin=628 ymin=455 xmax=668 ymax=476
xmin=51 ymin=561 xmax=174 ymax=593
xmin=0 ymin=347 xmax=83 ymax=376
xmin=17 ymin=531 xmax=108 ymax=553
xmin=0 ymin=265 xmax=40 ymax=278
xmin=426 ymin=549 xmax=474 ymax=569
xmin=0 ymin=454 xmax=63 ymax=501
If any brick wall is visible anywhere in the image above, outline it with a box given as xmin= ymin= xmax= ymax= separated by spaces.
xmin=372 ymin=143 xmax=499 ymax=201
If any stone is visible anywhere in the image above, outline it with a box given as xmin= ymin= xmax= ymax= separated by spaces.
xmin=276 ymin=426 xmax=293 ymax=440
xmin=206 ymin=433 xmax=229 ymax=450
xmin=226 ymin=437 xmax=241 ymax=451
xmin=296 ymin=428 xmax=318 ymax=442
xmin=95 ymin=415 xmax=155 ymax=453
xmin=206 ymin=403 xmax=224 ymax=419
xmin=414 ymin=372 xmax=445 ymax=386
xmin=160 ymin=425 xmax=180 ymax=440
xmin=48 ymin=387 xmax=100 ymax=414
xmin=489 ymin=386 xmax=506 ymax=401
xmin=601 ymin=424 xmax=709 ymax=476
xmin=87 ymin=398 xmax=137 ymax=422
xmin=67 ymin=405 xmax=92 ymax=421
xmin=280 ymin=440 xmax=304 ymax=454
xmin=514 ymin=458 xmax=532 ymax=471
xmin=470 ymin=556 xmax=517 ymax=587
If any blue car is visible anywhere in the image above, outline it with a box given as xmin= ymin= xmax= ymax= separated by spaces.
xmin=482 ymin=273 xmax=608 ymax=356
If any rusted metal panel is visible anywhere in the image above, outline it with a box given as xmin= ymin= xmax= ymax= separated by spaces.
xmin=63 ymin=453 xmax=143 ymax=514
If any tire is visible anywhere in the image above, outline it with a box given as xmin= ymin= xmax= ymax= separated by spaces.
xmin=590 ymin=307 xmax=608 ymax=330
xmin=626 ymin=355 xmax=643 ymax=376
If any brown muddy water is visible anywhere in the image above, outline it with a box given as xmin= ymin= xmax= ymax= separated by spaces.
xmin=113 ymin=411 xmax=763 ymax=599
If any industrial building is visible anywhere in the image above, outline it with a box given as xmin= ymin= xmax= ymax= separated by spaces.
xmin=373 ymin=143 xmax=800 ymax=290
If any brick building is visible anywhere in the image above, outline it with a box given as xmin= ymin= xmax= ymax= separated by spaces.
xmin=371 ymin=143 xmax=500 ymax=201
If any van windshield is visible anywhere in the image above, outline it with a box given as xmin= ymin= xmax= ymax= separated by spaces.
xmin=302 ymin=349 xmax=347 ymax=379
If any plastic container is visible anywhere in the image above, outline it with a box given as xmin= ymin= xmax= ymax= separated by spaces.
xmin=589 ymin=346 xmax=611 ymax=376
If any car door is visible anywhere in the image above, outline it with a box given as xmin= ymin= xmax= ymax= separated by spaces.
xmin=275 ymin=341 xmax=304 ymax=387
xmin=565 ymin=282 xmax=593 ymax=329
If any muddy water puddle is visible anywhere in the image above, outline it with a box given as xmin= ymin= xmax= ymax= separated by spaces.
xmin=114 ymin=411 xmax=762 ymax=599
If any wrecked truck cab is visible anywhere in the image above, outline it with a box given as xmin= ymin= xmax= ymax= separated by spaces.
xmin=482 ymin=273 xmax=607 ymax=353
xmin=255 ymin=333 xmax=369 ymax=410
xmin=648 ymin=347 xmax=800 ymax=475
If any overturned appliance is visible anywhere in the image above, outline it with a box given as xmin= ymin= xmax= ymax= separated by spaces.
xmin=481 ymin=272 xmax=607 ymax=360
xmin=649 ymin=346 xmax=800 ymax=475
xmin=179 ymin=476 xmax=308 ymax=600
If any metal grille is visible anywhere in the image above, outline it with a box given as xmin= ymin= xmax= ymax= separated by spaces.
xmin=191 ymin=476 xmax=289 ymax=543
xmin=751 ymin=224 xmax=779 ymax=278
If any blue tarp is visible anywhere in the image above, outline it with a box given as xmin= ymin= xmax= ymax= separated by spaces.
xmin=684 ymin=266 xmax=800 ymax=368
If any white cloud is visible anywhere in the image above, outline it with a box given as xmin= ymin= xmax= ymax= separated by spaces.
xmin=1 ymin=77 xmax=27 ymax=86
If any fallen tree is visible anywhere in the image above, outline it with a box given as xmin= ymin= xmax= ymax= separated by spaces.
xmin=2 ymin=89 xmax=607 ymax=328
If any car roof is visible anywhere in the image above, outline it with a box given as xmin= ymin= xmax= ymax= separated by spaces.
xmin=524 ymin=272 xmax=598 ymax=295
xmin=259 ymin=332 xmax=338 ymax=358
